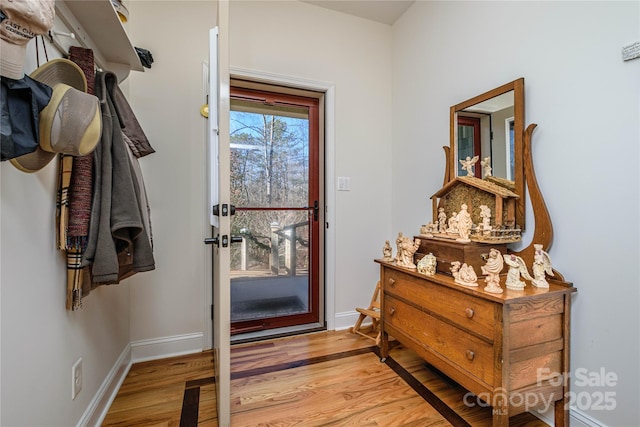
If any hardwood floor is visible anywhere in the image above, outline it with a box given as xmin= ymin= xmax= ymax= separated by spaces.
xmin=102 ymin=330 xmax=551 ymax=426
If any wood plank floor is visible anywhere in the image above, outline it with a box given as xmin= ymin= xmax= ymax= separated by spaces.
xmin=102 ymin=330 xmax=550 ymax=426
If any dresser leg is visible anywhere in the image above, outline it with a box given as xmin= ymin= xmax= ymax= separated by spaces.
xmin=554 ymin=398 xmax=569 ymax=426
xmin=380 ymin=331 xmax=389 ymax=361
xmin=491 ymin=412 xmax=509 ymax=427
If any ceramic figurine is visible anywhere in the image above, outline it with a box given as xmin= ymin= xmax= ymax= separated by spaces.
xmin=503 ymin=253 xmax=533 ymax=290
xmin=531 ymin=244 xmax=554 ymax=288
xmin=396 ymin=233 xmax=421 ymax=269
xmin=481 ymin=248 xmax=504 ymax=293
xmin=450 ymin=261 xmax=461 ymax=277
xmin=456 ymin=204 xmax=473 ymax=242
xmin=417 ymin=253 xmax=437 ymax=276
xmin=419 ymin=224 xmax=434 ymax=238
xmin=479 ymin=205 xmax=492 ymax=234
xmin=438 ymin=207 xmax=447 ymax=233
xmin=394 ymin=232 xmax=404 ymax=264
xmin=447 ymin=212 xmax=459 ymax=234
xmin=480 ymin=156 xmax=492 ymax=178
xmin=459 ymin=155 xmax=479 ymax=176
xmin=454 ymin=262 xmax=479 ymax=287
xmin=382 ymin=240 xmax=393 ymax=262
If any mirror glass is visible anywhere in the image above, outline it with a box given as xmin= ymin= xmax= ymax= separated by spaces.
xmin=456 ymin=91 xmax=514 ymax=179
xmin=450 ymin=78 xmax=525 ymax=228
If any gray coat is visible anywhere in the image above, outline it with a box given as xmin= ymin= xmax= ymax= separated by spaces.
xmin=81 ymin=71 xmax=155 ymax=284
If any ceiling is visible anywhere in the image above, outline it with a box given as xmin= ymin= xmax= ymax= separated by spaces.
xmin=301 ymin=0 xmax=416 ymax=25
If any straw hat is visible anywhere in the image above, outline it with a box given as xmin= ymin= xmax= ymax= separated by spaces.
xmin=10 ymin=59 xmax=101 ymax=173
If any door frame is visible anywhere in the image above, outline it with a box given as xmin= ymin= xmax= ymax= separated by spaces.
xmin=204 ymin=68 xmax=336 ymax=349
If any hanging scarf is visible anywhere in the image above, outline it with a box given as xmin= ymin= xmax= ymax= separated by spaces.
xmin=65 ymin=46 xmax=96 ymax=310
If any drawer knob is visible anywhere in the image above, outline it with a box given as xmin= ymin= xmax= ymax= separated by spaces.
xmin=466 ymin=350 xmax=475 ymax=361
xmin=389 ymin=307 xmax=396 ymax=316
xmin=388 ymin=278 xmax=396 ymax=287
xmin=465 ymin=308 xmax=474 ymax=318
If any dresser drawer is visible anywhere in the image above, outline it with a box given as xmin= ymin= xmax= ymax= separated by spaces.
xmin=384 ymin=269 xmax=495 ymax=340
xmin=385 ymin=295 xmax=494 ymax=385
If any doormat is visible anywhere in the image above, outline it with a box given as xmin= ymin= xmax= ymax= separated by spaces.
xmin=231 ymin=296 xmax=306 ymax=322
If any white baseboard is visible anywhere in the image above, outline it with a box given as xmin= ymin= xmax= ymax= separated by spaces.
xmin=76 ymin=332 xmax=205 ymax=427
xmin=77 ymin=344 xmax=132 ymax=427
xmin=569 ymin=407 xmax=607 ymax=427
xmin=334 ymin=310 xmax=361 ymax=331
xmin=529 ymin=405 xmax=606 ymax=426
xmin=130 ymin=332 xmax=204 ymax=363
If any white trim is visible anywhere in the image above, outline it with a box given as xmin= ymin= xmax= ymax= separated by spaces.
xmin=569 ymin=407 xmax=608 ymax=427
xmin=76 ymin=344 xmax=132 ymax=427
xmin=227 ymin=66 xmax=337 ymax=331
xmin=528 ymin=404 xmax=607 ymax=427
xmin=333 ymin=310 xmax=361 ymax=331
xmin=203 ymin=60 xmax=213 ymax=351
xmin=504 ymin=116 xmax=515 ymax=180
xmin=130 ymin=332 xmax=204 ymax=363
xmin=230 ymin=66 xmax=334 ymax=92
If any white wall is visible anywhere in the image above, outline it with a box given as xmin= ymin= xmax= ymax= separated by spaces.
xmin=126 ymin=1 xmax=217 ymax=353
xmin=391 ymin=1 xmax=640 ymax=425
xmin=0 ymin=40 xmax=130 ymax=427
xmin=229 ymin=1 xmax=394 ymax=323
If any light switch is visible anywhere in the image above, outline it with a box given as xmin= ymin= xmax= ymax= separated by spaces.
xmin=337 ymin=177 xmax=351 ymax=191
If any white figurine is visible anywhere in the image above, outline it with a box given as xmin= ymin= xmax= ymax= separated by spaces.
xmin=480 ymin=156 xmax=492 ymax=178
xmin=447 ymin=212 xmax=459 ymax=234
xmin=396 ymin=233 xmax=421 ymax=269
xmin=419 ymin=224 xmax=434 ymax=238
xmin=437 ymin=207 xmax=447 ymax=233
xmin=382 ymin=240 xmax=393 ymax=262
xmin=456 ymin=204 xmax=473 ymax=242
xmin=479 ymin=205 xmax=492 ymax=234
xmin=394 ymin=232 xmax=404 ymax=264
xmin=453 ymin=262 xmax=479 ymax=287
xmin=450 ymin=261 xmax=461 ymax=277
xmin=417 ymin=253 xmax=437 ymax=276
xmin=503 ymin=254 xmax=534 ymax=290
xmin=531 ymin=244 xmax=554 ymax=288
xmin=481 ymin=248 xmax=504 ymax=293
xmin=459 ymin=155 xmax=479 ymax=176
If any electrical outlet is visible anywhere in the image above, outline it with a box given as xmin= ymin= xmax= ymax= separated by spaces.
xmin=72 ymin=358 xmax=83 ymax=400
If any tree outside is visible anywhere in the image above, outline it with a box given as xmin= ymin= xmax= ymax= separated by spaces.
xmin=229 ymin=109 xmax=310 ymax=276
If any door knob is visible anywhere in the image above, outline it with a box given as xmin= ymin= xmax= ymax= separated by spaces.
xmin=204 ymin=236 xmax=219 ymax=245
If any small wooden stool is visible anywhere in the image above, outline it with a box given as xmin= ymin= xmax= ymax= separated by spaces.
xmin=350 ymin=281 xmax=381 ymax=345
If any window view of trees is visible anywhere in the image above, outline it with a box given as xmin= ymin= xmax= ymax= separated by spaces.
xmin=230 ymin=109 xmax=310 ymax=276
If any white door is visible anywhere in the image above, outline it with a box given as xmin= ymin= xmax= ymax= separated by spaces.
xmin=206 ymin=1 xmax=231 ymax=425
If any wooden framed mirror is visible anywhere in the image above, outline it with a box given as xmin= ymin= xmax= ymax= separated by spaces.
xmin=448 ymin=78 xmax=526 ymax=229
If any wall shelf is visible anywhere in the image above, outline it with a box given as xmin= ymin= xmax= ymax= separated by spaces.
xmin=54 ymin=0 xmax=143 ymax=82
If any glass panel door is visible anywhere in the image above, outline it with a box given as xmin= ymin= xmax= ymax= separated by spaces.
xmin=229 ymin=88 xmax=320 ymax=335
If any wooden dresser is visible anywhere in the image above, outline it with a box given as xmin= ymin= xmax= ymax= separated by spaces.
xmin=377 ymin=259 xmax=576 ymax=427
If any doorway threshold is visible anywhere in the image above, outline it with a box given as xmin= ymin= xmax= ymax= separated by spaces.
xmin=231 ymin=322 xmax=325 ymax=345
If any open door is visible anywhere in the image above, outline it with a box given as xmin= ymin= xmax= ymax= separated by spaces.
xmin=204 ymin=1 xmax=231 ymax=425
